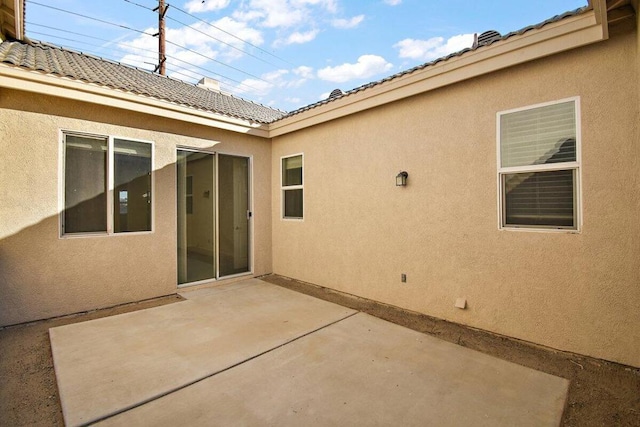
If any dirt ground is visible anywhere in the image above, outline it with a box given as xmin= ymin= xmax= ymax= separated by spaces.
xmin=0 ymin=275 xmax=638 ymax=426
xmin=0 ymin=294 xmax=183 ymax=426
xmin=263 ymin=275 xmax=640 ymax=427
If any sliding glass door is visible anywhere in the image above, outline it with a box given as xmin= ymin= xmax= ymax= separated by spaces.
xmin=218 ymin=155 xmax=250 ymax=276
xmin=177 ymin=150 xmax=250 ymax=285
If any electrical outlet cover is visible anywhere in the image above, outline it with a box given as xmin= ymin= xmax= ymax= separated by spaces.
xmin=455 ymin=298 xmax=467 ymax=309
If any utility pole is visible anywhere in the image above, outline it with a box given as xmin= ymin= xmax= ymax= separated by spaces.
xmin=154 ymin=0 xmax=168 ymax=75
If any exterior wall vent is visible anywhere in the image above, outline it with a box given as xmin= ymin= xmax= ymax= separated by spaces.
xmin=328 ymin=88 xmax=343 ymax=100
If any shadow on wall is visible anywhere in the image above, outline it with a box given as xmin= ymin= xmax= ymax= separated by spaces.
xmin=0 ymin=89 xmax=243 ymax=326
xmin=0 ymin=159 xmax=177 ymax=327
xmin=0 ymin=146 xmax=254 ymax=326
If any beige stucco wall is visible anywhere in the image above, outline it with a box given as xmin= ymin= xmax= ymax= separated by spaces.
xmin=272 ymin=26 xmax=640 ymax=367
xmin=0 ymin=89 xmax=272 ymax=326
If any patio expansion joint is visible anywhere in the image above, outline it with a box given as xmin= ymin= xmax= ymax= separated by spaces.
xmin=87 ymin=310 xmax=360 ymax=426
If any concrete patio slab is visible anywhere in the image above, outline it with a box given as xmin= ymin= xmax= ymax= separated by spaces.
xmin=49 ymin=279 xmax=356 ymax=427
xmin=97 ymin=312 xmax=569 ymax=427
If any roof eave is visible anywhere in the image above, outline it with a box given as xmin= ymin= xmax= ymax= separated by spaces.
xmin=0 ymin=64 xmax=271 ymax=137
xmin=0 ymin=0 xmax=24 ymax=40
xmin=268 ymin=5 xmax=609 ymax=138
xmin=590 ymin=0 xmax=609 ymax=38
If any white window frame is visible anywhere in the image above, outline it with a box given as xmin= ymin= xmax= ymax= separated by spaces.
xmin=496 ymin=97 xmax=582 ymax=232
xmin=281 ymin=153 xmax=304 ymax=220
xmin=59 ymin=130 xmax=155 ymax=237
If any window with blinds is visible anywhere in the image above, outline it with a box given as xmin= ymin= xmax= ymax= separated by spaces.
xmin=498 ymin=99 xmax=579 ymax=230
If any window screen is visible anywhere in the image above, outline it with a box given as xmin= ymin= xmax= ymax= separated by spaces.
xmin=113 ymin=139 xmax=152 ymax=233
xmin=64 ymin=135 xmax=108 ymax=233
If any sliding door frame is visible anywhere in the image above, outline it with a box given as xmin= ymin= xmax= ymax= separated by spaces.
xmin=176 ymin=148 xmax=253 ymax=288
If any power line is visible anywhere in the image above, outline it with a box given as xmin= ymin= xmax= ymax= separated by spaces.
xmin=28 ymin=1 xmax=151 ymax=36
xmin=169 ymin=3 xmax=294 ymax=66
xmin=27 ymin=1 xmax=271 ymax=84
xmin=123 ymin=0 xmax=283 ymax=68
xmin=167 ymin=14 xmax=282 ymax=68
xmin=28 ymin=22 xmax=133 ymax=44
xmin=25 ymin=22 xmax=263 ymax=92
xmin=30 ymin=35 xmax=216 ymax=85
xmin=27 ymin=31 xmax=193 ymax=78
xmin=164 ymin=38 xmax=269 ymax=83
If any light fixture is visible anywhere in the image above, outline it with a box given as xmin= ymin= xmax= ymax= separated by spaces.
xmin=396 ymin=171 xmax=408 ymax=186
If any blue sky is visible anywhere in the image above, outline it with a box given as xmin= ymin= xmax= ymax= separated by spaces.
xmin=26 ymin=0 xmax=587 ymax=111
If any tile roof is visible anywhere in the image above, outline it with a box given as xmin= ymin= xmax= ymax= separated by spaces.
xmin=0 ymin=39 xmax=285 ymax=124
xmin=0 ymin=6 xmax=589 ymax=126
xmin=280 ymin=6 xmax=589 ymax=121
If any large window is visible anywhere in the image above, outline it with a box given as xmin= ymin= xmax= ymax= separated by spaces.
xmin=498 ymin=98 xmax=580 ymax=230
xmin=63 ymin=133 xmax=152 ymax=235
xmin=282 ymin=154 xmax=303 ymax=219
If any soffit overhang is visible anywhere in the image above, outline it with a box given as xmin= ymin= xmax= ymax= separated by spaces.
xmin=0 ymin=65 xmax=270 ymax=137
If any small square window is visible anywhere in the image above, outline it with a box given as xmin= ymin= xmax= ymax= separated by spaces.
xmin=282 ymin=154 xmax=303 ymax=219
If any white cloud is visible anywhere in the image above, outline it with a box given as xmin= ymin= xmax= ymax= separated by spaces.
xmin=118 ymin=27 xmax=162 ymax=70
xmin=234 ymin=0 xmax=338 ymax=30
xmin=264 ymin=69 xmax=290 ymax=81
xmin=394 ymin=34 xmax=474 ymax=62
xmin=117 ymin=17 xmax=269 ymax=90
xmin=384 ymin=0 xmax=402 ymax=5
xmin=118 ymin=17 xmax=264 ymax=71
xmin=317 ymin=55 xmax=393 ymax=83
xmin=236 ymin=0 xmax=305 ymax=28
xmin=119 ymin=53 xmax=154 ymax=71
xmin=208 ymin=17 xmax=264 ymax=60
xmin=232 ymin=10 xmax=264 ymax=22
xmin=232 ymin=64 xmax=315 ymax=98
xmin=286 ymin=66 xmax=314 ymax=88
xmin=234 ymin=69 xmax=288 ymax=96
xmin=292 ymin=0 xmax=338 ymax=13
xmin=332 ymin=15 xmax=364 ymax=29
xmin=212 ymin=17 xmax=264 ymax=45
xmin=293 ymin=65 xmax=314 ymax=78
xmin=184 ymin=0 xmax=230 ymax=13
xmin=283 ymin=29 xmax=319 ymax=45
xmin=236 ymin=78 xmax=275 ymax=96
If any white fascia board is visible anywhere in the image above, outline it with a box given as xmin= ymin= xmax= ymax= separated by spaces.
xmin=13 ymin=0 xmax=23 ymax=40
xmin=0 ymin=66 xmax=270 ymax=138
xmin=268 ymin=9 xmax=607 ymax=138
xmin=590 ymin=0 xmax=609 ymax=38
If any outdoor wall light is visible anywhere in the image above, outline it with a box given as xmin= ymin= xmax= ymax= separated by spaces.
xmin=396 ymin=171 xmax=408 ymax=186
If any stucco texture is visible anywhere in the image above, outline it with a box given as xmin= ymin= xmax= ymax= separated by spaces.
xmin=0 ymin=90 xmax=272 ymax=326
xmin=271 ymin=28 xmax=640 ymax=367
